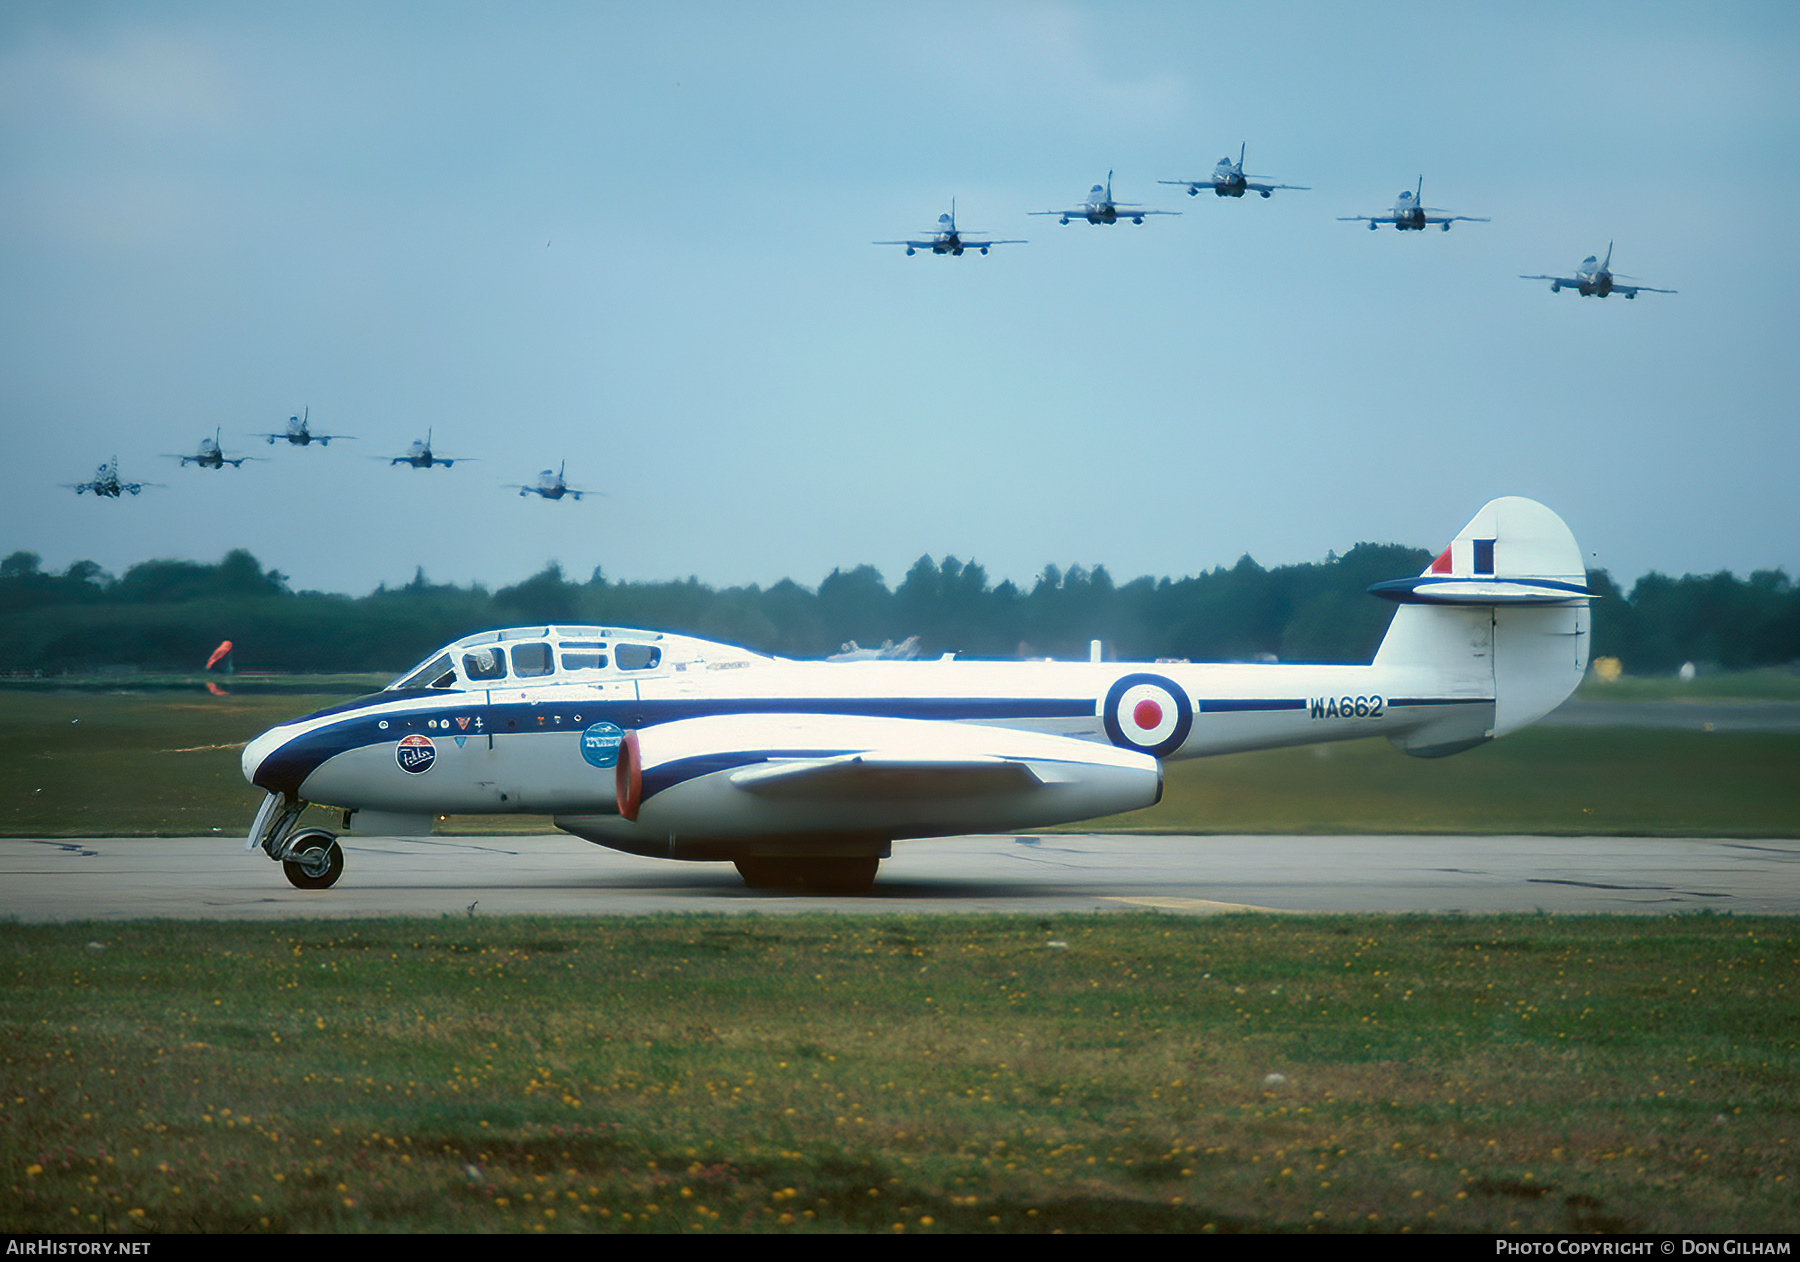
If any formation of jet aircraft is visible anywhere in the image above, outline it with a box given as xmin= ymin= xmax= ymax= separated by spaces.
xmin=1520 ymin=242 xmax=1676 ymax=299
xmin=1161 ymin=144 xmax=1309 ymax=199
xmin=873 ymin=200 xmax=1025 ymax=256
xmin=1338 ymin=177 xmax=1490 ymax=232
xmin=65 ymin=410 xmax=599 ymax=503
xmin=241 ymin=497 xmax=1590 ymax=894
xmin=868 ymin=154 xmax=1670 ymax=302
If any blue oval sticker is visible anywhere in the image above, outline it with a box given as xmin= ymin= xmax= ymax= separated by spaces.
xmin=580 ymin=721 xmax=625 ymax=768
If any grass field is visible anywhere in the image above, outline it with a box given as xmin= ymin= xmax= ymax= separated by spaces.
xmin=2 ymin=688 xmax=1797 ymax=838
xmin=3 ymin=913 xmax=1793 ymax=1234
xmin=1575 ymin=667 xmax=1800 ymax=702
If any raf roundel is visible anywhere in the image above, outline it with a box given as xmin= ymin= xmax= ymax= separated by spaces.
xmin=395 ymin=732 xmax=436 ymax=774
xmin=1101 ymin=673 xmax=1193 ymax=757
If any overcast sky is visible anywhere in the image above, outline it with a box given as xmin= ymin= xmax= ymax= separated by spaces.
xmin=3 ymin=1 xmax=1795 ymax=601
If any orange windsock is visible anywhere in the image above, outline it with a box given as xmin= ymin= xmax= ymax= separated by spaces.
xmin=204 ymin=640 xmax=233 ymax=671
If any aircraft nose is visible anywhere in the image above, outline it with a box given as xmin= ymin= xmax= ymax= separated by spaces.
xmin=241 ymin=721 xmax=324 ymax=796
xmin=242 ymin=726 xmax=287 ymax=787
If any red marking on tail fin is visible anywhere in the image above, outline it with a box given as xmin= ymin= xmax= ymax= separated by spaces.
xmin=1429 ymin=547 xmax=1453 ymax=575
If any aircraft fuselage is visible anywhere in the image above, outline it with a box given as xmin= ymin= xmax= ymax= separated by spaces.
xmin=243 ymin=628 xmax=1524 ymax=845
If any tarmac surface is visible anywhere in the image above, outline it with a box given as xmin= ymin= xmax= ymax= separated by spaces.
xmin=2 ymin=831 xmax=1795 ymax=921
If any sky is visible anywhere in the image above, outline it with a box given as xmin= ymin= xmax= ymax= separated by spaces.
xmin=2 ymin=1 xmax=1796 ymax=601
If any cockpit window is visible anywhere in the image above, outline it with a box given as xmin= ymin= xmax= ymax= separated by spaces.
xmin=560 ymin=642 xmax=609 ymax=671
xmin=395 ymin=653 xmax=457 ymax=690
xmin=462 ymin=646 xmax=506 ymax=681
xmin=614 ymin=644 xmax=661 ymax=671
xmin=510 ymin=642 xmax=554 ymax=678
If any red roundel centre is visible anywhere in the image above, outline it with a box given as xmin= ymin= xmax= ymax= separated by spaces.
xmin=1132 ymin=698 xmax=1164 ymax=731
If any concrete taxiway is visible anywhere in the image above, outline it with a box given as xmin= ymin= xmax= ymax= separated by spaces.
xmin=1 ymin=832 xmax=1794 ymax=921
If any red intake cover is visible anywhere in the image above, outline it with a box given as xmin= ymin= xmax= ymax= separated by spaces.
xmin=615 ymin=730 xmax=642 ymax=821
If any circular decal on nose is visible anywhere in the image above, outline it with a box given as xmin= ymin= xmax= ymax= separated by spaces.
xmin=1102 ymin=673 xmax=1192 ymax=757
xmin=396 ymin=732 xmax=437 ymax=774
xmin=580 ymin=721 xmax=625 ymax=768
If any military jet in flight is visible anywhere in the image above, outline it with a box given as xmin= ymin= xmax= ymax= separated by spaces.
xmin=874 ymin=200 xmax=1025 ymax=256
xmin=387 ymin=430 xmax=468 ymax=469
xmin=167 ymin=428 xmax=256 ymax=469
xmin=507 ymin=461 xmax=596 ymax=501
xmin=65 ymin=457 xmax=157 ymax=498
xmin=1160 ymin=144 xmax=1309 ymax=199
xmin=1520 ymin=243 xmax=1675 ymax=299
xmin=256 ymin=407 xmax=355 ymax=447
xmin=1032 ymin=171 xmax=1179 ymax=225
xmin=1340 ymin=178 xmax=1489 ymax=231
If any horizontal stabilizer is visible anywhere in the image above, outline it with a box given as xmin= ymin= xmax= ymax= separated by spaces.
xmin=1369 ymin=496 xmax=1589 ymax=605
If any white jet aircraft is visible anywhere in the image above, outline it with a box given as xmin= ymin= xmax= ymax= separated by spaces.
xmin=507 ymin=461 xmax=596 ymax=501
xmin=385 ymin=429 xmax=470 ymax=469
xmin=65 ymin=457 xmax=158 ymax=498
xmin=1340 ymin=177 xmax=1490 ymax=232
xmin=242 ymin=498 xmax=1591 ymax=893
xmin=256 ymin=407 xmax=356 ymax=447
xmin=1520 ymin=243 xmax=1675 ymax=299
xmin=1032 ymin=171 xmax=1179 ymax=225
xmin=166 ymin=428 xmax=256 ymax=469
xmin=1160 ymin=144 xmax=1309 ymax=199
xmin=874 ymin=201 xmax=1025 ymax=256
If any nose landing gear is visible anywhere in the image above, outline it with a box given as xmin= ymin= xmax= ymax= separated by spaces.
xmin=282 ymin=829 xmax=345 ymax=889
xmin=249 ymin=791 xmax=347 ymax=890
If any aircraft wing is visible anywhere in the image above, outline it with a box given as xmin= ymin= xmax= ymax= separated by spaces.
xmin=615 ymin=713 xmax=1161 ymax=834
xmin=1615 ymin=284 xmax=1677 ymax=296
xmin=1519 ymin=274 xmax=1578 ymax=285
xmin=728 ymin=753 xmax=1057 ymax=799
xmin=1424 ymin=213 xmax=1490 ymax=224
xmin=873 ymin=239 xmax=933 ymax=248
xmin=1338 ymin=214 xmax=1393 ymax=224
xmin=1243 ymin=180 xmax=1309 ymax=194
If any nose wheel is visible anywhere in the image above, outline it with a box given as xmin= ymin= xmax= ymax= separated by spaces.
xmin=281 ymin=828 xmax=345 ymax=889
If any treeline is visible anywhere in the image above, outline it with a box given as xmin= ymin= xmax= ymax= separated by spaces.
xmin=1 ymin=547 xmax=1796 ymax=677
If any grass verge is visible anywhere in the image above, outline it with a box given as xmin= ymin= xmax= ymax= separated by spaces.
xmin=3 ymin=912 xmax=1794 ymax=1233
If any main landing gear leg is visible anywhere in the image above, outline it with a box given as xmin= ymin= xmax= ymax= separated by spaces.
xmin=733 ymin=857 xmax=879 ymax=894
xmin=249 ymin=791 xmax=347 ymax=890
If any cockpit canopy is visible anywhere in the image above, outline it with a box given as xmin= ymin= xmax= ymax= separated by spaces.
xmin=386 ymin=625 xmax=768 ymax=692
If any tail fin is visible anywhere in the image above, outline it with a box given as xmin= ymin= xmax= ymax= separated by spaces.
xmin=1371 ymin=498 xmax=1590 ymax=757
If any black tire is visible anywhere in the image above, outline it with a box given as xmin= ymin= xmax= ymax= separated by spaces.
xmin=282 ymin=830 xmax=344 ymax=890
xmin=734 ymin=857 xmax=878 ymax=894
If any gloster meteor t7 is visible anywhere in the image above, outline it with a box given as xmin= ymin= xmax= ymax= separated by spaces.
xmin=243 ymin=498 xmax=1591 ymax=893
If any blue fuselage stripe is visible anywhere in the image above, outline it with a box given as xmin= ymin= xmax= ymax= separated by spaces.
xmin=250 ymin=690 xmax=1494 ymax=797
